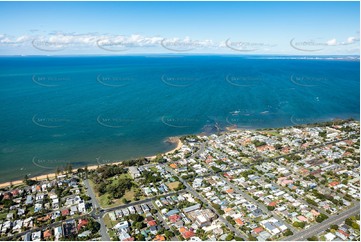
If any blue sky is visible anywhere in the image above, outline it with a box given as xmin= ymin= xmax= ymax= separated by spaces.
xmin=0 ymin=1 xmax=359 ymax=55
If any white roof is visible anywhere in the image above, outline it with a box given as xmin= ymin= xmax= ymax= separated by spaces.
xmin=324 ymin=232 xmax=336 ymax=241
xmin=197 ymin=215 xmax=207 ymax=223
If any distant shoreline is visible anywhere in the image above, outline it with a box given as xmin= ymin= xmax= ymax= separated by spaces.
xmin=0 ymin=137 xmax=183 ymax=189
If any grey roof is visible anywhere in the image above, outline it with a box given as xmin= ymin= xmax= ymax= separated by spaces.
xmin=166 ymin=209 xmax=179 ymax=217
xmin=183 ymin=203 xmax=201 ymax=213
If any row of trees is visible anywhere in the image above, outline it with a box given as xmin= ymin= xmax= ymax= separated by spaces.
xmin=94 ymin=165 xmax=127 ymax=181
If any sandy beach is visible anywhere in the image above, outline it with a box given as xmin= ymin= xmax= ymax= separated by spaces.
xmin=0 ymin=137 xmax=183 ymax=189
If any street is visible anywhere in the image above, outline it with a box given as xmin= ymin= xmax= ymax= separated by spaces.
xmin=283 ymin=202 xmax=360 ymax=241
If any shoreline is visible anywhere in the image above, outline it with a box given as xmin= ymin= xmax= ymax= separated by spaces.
xmin=0 ymin=137 xmax=183 ymax=189
xmin=0 ymin=117 xmax=355 ymax=189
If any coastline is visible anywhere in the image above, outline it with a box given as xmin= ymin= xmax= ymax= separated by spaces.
xmin=0 ymin=117 xmax=355 ymax=189
xmin=0 ymin=137 xmax=183 ymax=189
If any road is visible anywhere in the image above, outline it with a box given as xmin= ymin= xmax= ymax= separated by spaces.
xmin=2 ymin=137 xmax=355 ymax=241
xmin=83 ymin=179 xmax=100 ymax=210
xmin=97 ymin=216 xmax=110 ymax=241
xmin=283 ymin=202 xmax=360 ymax=241
xmin=219 ymin=174 xmax=297 ymax=234
xmin=258 ymin=173 xmax=331 ymax=217
xmin=83 ymin=179 xmax=109 ymax=241
xmin=164 ymin=165 xmax=248 ymax=240
xmin=98 ymin=190 xmax=186 ymax=215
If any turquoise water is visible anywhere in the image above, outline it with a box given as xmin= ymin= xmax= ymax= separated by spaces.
xmin=0 ymin=55 xmax=359 ymax=182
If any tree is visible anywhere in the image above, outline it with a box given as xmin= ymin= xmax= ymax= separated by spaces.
xmin=66 ymin=163 xmax=73 ymax=174
xmin=107 ymin=178 xmax=132 ymax=199
xmin=234 ymin=237 xmax=244 ymax=241
xmin=165 ymin=230 xmax=174 ymax=239
xmin=85 ymin=165 xmax=89 ymax=178
xmin=330 ymin=224 xmax=338 ymax=230
xmin=225 ymin=233 xmax=234 ymax=241
xmin=293 ymin=222 xmax=305 ymax=228
xmin=248 ymin=236 xmax=257 ymax=241
xmin=134 ymin=222 xmax=144 ymax=230
xmin=267 ymin=206 xmax=275 ymax=211
xmin=23 ymin=175 xmax=29 ymax=184
xmin=316 ymin=213 xmax=328 ymax=223
xmin=351 ymin=222 xmax=360 ymax=230
xmin=211 ymin=166 xmax=222 ymax=173
xmin=56 ymin=167 xmax=61 ymax=176
xmin=307 ymin=236 xmax=318 ymax=241
xmin=129 ymin=214 xmax=142 ymax=222
xmin=95 ymin=181 xmax=107 ymax=195
xmin=136 ymin=234 xmax=145 ymax=241
xmin=306 ymin=198 xmax=318 ymax=206
xmin=283 ymin=229 xmax=293 ymax=236
xmin=87 ymin=220 xmax=101 ymax=233
xmin=212 ymin=203 xmax=224 ymax=215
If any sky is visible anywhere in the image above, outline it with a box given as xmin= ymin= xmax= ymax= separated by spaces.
xmin=0 ymin=1 xmax=359 ymax=55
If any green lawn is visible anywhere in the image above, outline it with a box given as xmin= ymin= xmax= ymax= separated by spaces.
xmin=0 ymin=212 xmax=7 ymax=220
xmin=264 ymin=130 xmax=281 ymax=136
xmin=89 ymin=174 xmax=143 ymax=209
xmin=103 ymin=213 xmax=117 ymax=228
xmin=150 ymin=167 xmax=158 ymax=172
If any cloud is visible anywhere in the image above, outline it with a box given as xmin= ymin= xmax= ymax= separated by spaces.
xmin=326 ymin=38 xmax=337 ymax=46
xmin=325 ymin=36 xmax=360 ymax=47
xmin=343 ymin=36 xmax=359 ymax=45
xmin=97 ymin=34 xmax=164 ymax=47
xmin=0 ymin=32 xmax=359 ymax=55
xmin=0 ymin=34 xmax=30 ymax=46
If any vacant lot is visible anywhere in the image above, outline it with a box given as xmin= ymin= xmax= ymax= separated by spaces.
xmin=167 ymin=181 xmax=180 ymax=190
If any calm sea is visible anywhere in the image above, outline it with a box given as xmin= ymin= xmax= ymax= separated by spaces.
xmin=0 ymin=55 xmax=359 ymax=182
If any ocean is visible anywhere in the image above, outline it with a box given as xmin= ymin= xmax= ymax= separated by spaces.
xmin=0 ymin=55 xmax=359 ymax=182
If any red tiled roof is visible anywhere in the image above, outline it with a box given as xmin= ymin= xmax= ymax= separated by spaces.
xmin=226 ymin=189 xmax=234 ymax=194
xmin=253 ymin=227 xmax=263 ymax=234
xmin=179 ymin=227 xmax=195 ymax=239
xmin=61 ymin=209 xmax=69 ymax=216
xmin=297 ymin=215 xmax=307 ymax=222
xmin=122 ymin=237 xmax=135 ymax=241
xmin=153 ymin=235 xmax=166 ymax=241
xmin=329 ymin=181 xmax=339 ymax=187
xmin=338 ymin=230 xmax=349 ymax=237
xmin=77 ymin=219 xmax=88 ymax=230
xmin=148 ymin=220 xmax=157 ymax=226
xmin=234 ymin=218 xmax=244 ymax=226
xmin=169 ymin=214 xmax=181 ymax=223
xmin=43 ymin=229 xmax=52 ymax=238
xmin=268 ymin=201 xmax=277 ymax=207
xmin=11 ymin=190 xmax=19 ymax=196
xmin=182 ymin=230 xmax=195 ymax=239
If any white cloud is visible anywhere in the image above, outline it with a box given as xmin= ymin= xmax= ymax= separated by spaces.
xmin=343 ymin=36 xmax=359 ymax=45
xmin=0 ymin=32 xmax=359 ymax=55
xmin=326 ymin=38 xmax=337 ymax=46
xmin=0 ymin=34 xmax=30 ymax=44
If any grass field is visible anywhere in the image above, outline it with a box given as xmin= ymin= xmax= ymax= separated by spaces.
xmin=103 ymin=213 xmax=118 ymax=228
xmin=150 ymin=167 xmax=158 ymax=172
xmin=167 ymin=181 xmax=180 ymax=190
xmin=0 ymin=212 xmax=7 ymax=220
xmin=263 ymin=130 xmax=281 ymax=136
xmin=89 ymin=174 xmax=143 ymax=209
